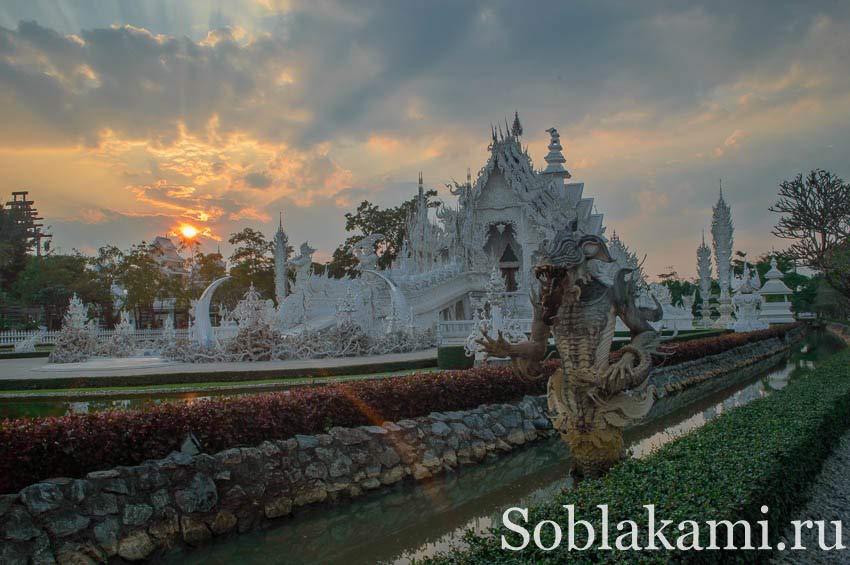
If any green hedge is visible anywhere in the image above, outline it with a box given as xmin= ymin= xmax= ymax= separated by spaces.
xmin=430 ymin=348 xmax=850 ymax=563
xmin=438 ymin=346 xmax=475 ymax=369
xmin=0 ymin=357 xmax=438 ymax=392
xmin=441 ymin=329 xmax=729 ymax=367
xmin=0 ymin=351 xmax=50 ymax=360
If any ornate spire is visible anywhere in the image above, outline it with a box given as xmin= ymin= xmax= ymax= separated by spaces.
xmin=273 ymin=211 xmax=289 ymax=304
xmin=542 ymin=127 xmax=571 ymax=178
xmin=511 ymin=111 xmax=523 ymax=138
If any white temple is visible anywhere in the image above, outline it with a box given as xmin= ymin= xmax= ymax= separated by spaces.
xmin=758 ymin=257 xmax=795 ymax=324
xmin=711 ymin=186 xmax=735 ymax=329
xmin=270 ymin=116 xmax=611 ymax=340
xmin=194 ymin=115 xmax=688 ymax=348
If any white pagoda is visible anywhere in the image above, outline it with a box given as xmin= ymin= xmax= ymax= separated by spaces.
xmin=711 ymin=186 xmax=735 ymax=329
xmin=758 ymin=257 xmax=795 ymax=324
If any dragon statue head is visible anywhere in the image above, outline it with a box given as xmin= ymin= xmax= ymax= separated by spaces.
xmin=535 ymin=220 xmax=614 ymax=324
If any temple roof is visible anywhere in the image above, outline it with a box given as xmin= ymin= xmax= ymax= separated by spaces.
xmin=470 ymin=119 xmax=603 ymax=236
xmin=760 ymin=257 xmax=792 ymax=294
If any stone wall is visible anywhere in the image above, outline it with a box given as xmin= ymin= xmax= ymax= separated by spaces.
xmin=0 ymin=397 xmax=551 ymax=564
xmin=0 ymin=330 xmax=803 ymax=564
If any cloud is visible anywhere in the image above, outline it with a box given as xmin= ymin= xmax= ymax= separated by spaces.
xmin=0 ymin=1 xmax=849 ymax=279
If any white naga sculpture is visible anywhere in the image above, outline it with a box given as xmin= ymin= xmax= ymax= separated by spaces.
xmin=711 ymin=186 xmax=735 ymax=329
xmin=696 ymin=232 xmax=713 ymax=327
xmin=14 ymin=327 xmax=44 ymax=353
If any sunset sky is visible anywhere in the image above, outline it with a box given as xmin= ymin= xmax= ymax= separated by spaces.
xmin=1 ymin=0 xmax=849 ymax=279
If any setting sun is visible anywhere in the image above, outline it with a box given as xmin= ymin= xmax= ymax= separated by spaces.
xmin=179 ymin=224 xmax=200 ymax=239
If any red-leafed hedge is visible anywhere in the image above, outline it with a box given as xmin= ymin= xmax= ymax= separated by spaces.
xmin=0 ymin=365 xmax=549 ymax=494
xmin=0 ymin=324 xmax=801 ymax=494
xmin=654 ymin=324 xmax=799 ymax=366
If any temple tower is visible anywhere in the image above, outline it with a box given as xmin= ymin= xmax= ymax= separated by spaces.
xmin=711 ymin=185 xmax=735 ymax=328
xmin=273 ymin=212 xmax=289 ymax=305
xmin=696 ymin=230 xmax=713 ymax=326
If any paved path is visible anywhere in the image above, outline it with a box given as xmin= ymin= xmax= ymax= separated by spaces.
xmin=774 ymin=429 xmax=850 ymax=563
xmin=0 ymin=349 xmax=438 ymax=382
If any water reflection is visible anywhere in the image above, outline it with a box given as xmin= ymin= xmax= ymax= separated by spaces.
xmin=168 ymin=331 xmax=845 ymax=565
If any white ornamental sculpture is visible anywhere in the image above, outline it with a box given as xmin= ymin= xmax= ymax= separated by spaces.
xmin=290 ymin=241 xmax=316 ymax=294
xmin=49 ymin=294 xmax=98 ymax=363
xmin=711 ymin=186 xmax=735 ymax=328
xmin=465 ymin=267 xmax=526 ymax=362
xmin=14 ymin=327 xmax=44 ymax=353
xmin=732 ymin=264 xmax=768 ymax=333
xmin=758 ymin=257 xmax=795 ymax=324
xmin=696 ymin=231 xmax=713 ymax=327
xmin=105 ymin=310 xmax=136 ymax=358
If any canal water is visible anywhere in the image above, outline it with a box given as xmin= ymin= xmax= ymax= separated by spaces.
xmin=163 ymin=331 xmax=844 ymax=564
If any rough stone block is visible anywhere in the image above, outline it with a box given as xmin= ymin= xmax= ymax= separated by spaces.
xmin=117 ymin=531 xmax=155 ymax=561
xmin=20 ymin=483 xmax=64 ymax=515
xmin=264 ymin=497 xmax=292 ymax=519
xmin=175 ymin=474 xmax=217 ymax=514
xmin=122 ymin=504 xmax=153 ymax=527
xmin=4 ymin=507 xmax=41 ymax=541
xmin=180 ymin=516 xmax=212 ymax=546
xmin=209 ymin=510 xmax=238 ymax=535
xmin=45 ymin=512 xmax=90 ymax=538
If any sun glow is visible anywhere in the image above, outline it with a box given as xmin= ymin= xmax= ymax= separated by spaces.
xmin=179 ymin=224 xmax=200 ymax=239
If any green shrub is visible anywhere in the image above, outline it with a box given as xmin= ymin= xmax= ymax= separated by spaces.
xmin=438 ymin=345 xmax=475 ymax=369
xmin=430 ymin=348 xmax=850 ymax=564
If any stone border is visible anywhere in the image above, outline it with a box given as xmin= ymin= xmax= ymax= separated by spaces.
xmin=0 ymin=331 xmax=804 ymax=563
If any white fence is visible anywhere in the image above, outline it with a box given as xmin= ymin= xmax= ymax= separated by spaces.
xmin=0 ymin=328 xmax=192 ymax=347
xmin=436 ymin=319 xmax=533 ymax=345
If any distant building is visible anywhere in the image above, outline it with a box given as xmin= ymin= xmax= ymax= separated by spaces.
xmin=150 ymin=236 xmax=189 ymax=278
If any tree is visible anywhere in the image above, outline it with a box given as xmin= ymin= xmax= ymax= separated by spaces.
xmin=326 ymin=189 xmax=439 ymax=278
xmin=117 ymin=242 xmax=167 ymax=325
xmin=222 ymin=228 xmax=274 ymax=306
xmin=228 ymin=228 xmax=273 ymax=278
xmin=13 ymin=254 xmax=109 ymax=329
xmin=731 ymin=250 xmax=748 ymax=276
xmin=770 ymin=169 xmax=850 ymax=301
xmin=193 ymin=251 xmax=227 ymax=286
xmin=657 ymin=268 xmax=697 ymax=307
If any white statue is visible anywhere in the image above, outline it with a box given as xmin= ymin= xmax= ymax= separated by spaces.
xmin=49 ymin=294 xmax=98 ymax=363
xmin=103 ymin=310 xmax=136 ymax=358
xmin=732 ymin=264 xmax=768 ymax=333
xmin=290 ymin=241 xmax=316 ymax=293
xmin=14 ymin=327 xmax=44 ymax=353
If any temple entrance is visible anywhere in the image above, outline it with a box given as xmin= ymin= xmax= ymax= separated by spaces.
xmin=499 ymin=246 xmax=519 ymax=292
xmin=484 ymin=222 xmax=521 ymax=292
